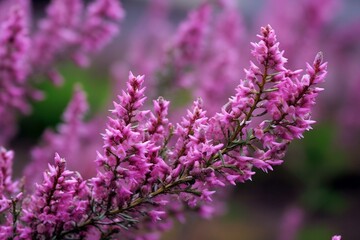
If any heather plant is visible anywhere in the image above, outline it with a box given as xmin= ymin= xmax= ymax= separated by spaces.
xmin=0 ymin=21 xmax=336 ymax=238
xmin=114 ymin=2 xmax=357 ymax=236
xmin=0 ymin=0 xmax=351 ymax=239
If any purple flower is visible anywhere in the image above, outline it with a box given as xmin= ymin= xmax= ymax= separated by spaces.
xmin=20 ymin=153 xmax=89 ymax=239
xmin=0 ymin=148 xmax=22 ymax=239
xmin=146 ymin=97 xmax=170 ymax=144
xmin=93 ymin=72 xmax=151 ymax=212
xmin=0 ymin=148 xmax=19 ymax=212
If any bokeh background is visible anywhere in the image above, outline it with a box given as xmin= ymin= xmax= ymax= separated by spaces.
xmin=6 ymin=0 xmax=360 ymax=239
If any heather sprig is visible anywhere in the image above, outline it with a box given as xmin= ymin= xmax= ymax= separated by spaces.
xmin=20 ymin=154 xmax=89 ymax=239
xmin=0 ymin=147 xmax=23 ymax=239
xmin=0 ymin=148 xmax=19 ymax=212
xmin=0 ymin=25 xmax=328 ymax=239
xmin=64 ymin=26 xmax=326 ymax=238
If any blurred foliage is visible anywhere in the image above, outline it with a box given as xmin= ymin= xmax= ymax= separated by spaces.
xmin=289 ymin=123 xmax=347 ymax=178
xmin=298 ymin=225 xmax=337 ymax=240
xmin=287 ymin=123 xmax=348 ymax=213
xmin=18 ymin=63 xmax=111 ymax=139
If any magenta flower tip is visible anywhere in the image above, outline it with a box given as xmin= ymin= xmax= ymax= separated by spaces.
xmin=332 ymin=235 xmax=341 ymax=240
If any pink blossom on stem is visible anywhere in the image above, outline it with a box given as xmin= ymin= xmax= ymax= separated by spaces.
xmin=0 ymin=147 xmax=22 ymax=239
xmin=146 ymin=97 xmax=170 ymax=144
xmin=0 ymin=148 xmax=19 ymax=212
xmin=20 ymin=154 xmax=90 ymax=239
xmin=92 ymin=72 xmax=151 ymax=209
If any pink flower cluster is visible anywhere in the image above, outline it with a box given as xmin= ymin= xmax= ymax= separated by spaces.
xmin=0 ymin=148 xmax=20 ymax=212
xmin=0 ymin=24 xmax=329 ymax=239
